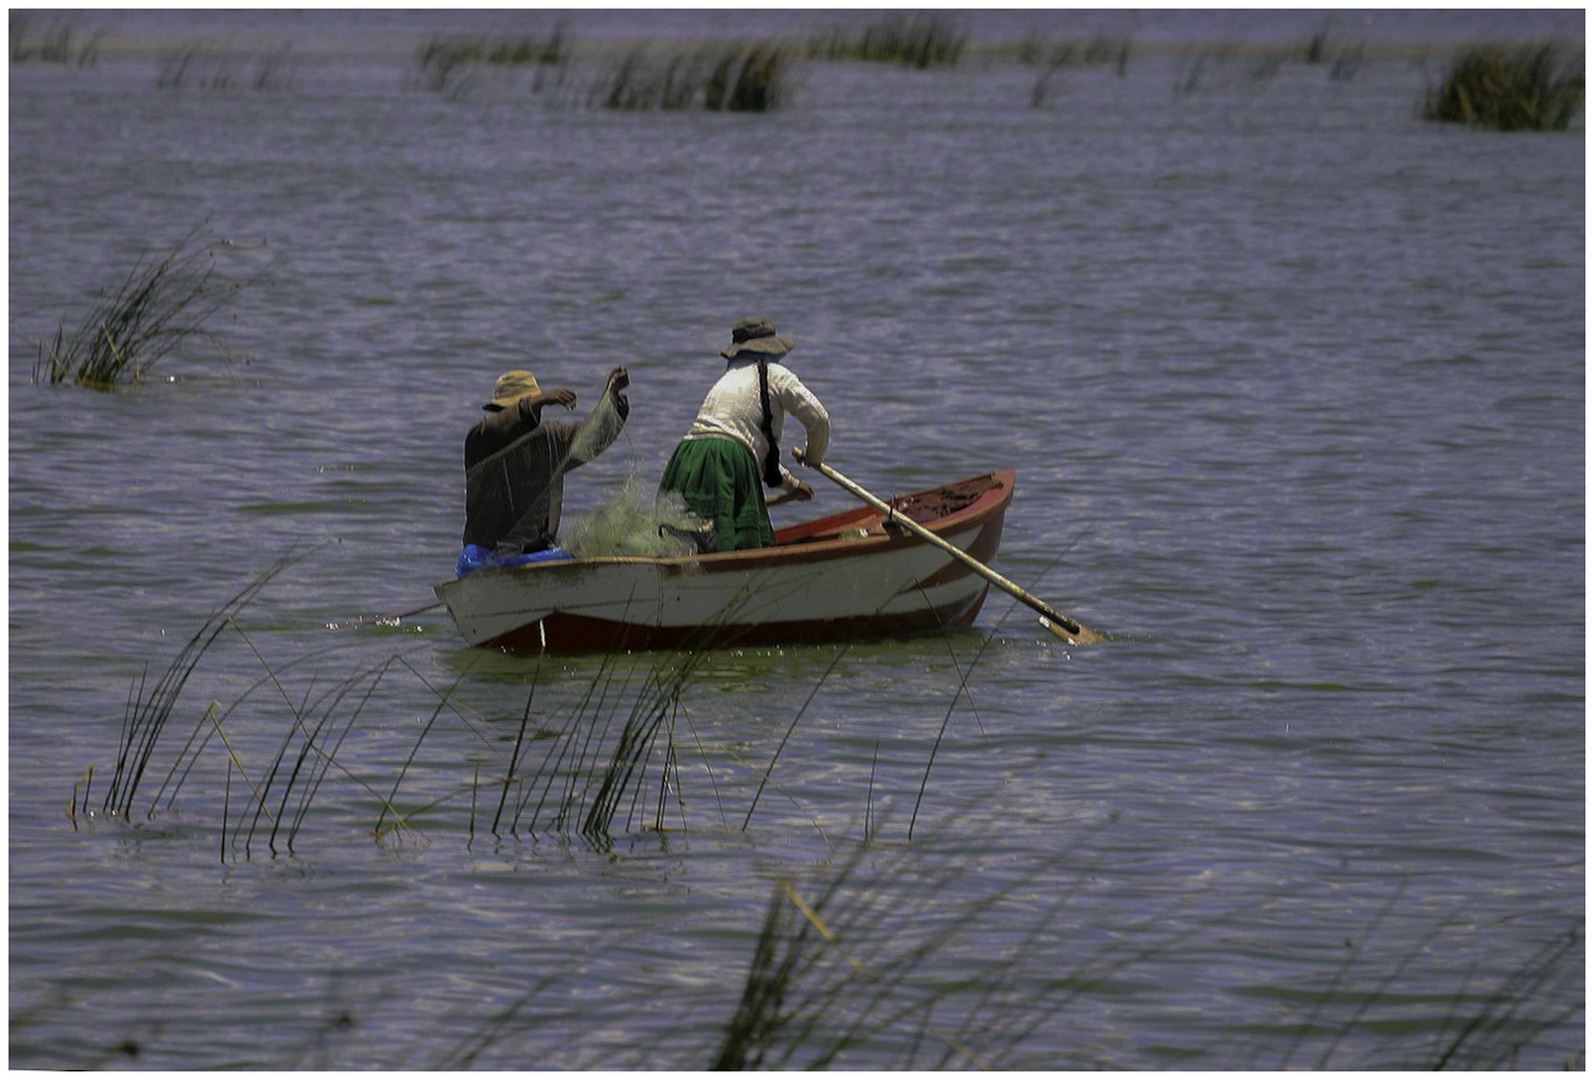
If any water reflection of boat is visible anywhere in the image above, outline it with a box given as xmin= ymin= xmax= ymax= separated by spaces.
xmin=435 ymin=470 xmax=1016 ymax=653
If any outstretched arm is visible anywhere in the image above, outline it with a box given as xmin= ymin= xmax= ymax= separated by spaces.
xmin=562 ymin=366 xmax=630 ymax=469
xmin=525 ymin=387 xmax=579 ymax=415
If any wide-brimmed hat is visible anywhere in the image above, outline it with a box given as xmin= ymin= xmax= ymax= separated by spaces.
xmin=483 ymin=370 xmax=541 ymax=411
xmin=721 ymin=315 xmax=795 ymax=359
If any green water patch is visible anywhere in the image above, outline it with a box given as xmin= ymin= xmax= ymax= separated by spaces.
xmin=1519 ymin=690 xmax=1585 ymax=705
xmin=10 ymin=543 xmax=123 ymax=570
xmin=346 ymin=621 xmax=433 ymax=638
xmin=1250 ymin=678 xmax=1366 ymax=694
xmin=237 ymin=500 xmax=369 ymax=514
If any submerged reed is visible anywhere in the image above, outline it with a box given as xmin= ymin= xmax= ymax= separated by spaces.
xmin=32 ymin=223 xmax=255 ymax=389
xmin=1423 ymin=43 xmax=1584 ymax=131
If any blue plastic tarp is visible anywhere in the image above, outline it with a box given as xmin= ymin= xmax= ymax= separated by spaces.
xmin=455 ymin=544 xmax=575 ymax=578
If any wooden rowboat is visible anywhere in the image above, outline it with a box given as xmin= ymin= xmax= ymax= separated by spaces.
xmin=434 ymin=470 xmax=1018 ymax=653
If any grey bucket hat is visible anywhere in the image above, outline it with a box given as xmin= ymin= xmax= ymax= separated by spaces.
xmin=721 ymin=315 xmax=795 ymax=359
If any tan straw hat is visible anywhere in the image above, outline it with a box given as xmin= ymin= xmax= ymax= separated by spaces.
xmin=483 ymin=370 xmax=541 ymax=411
xmin=721 ymin=315 xmax=795 ymax=359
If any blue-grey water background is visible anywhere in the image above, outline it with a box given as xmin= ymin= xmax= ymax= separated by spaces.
xmin=9 ymin=8 xmax=1585 ymax=1069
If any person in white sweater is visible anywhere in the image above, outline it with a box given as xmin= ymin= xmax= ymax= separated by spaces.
xmin=659 ymin=315 xmax=831 ymax=551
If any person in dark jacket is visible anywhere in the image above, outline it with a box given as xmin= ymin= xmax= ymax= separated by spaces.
xmin=462 ymin=366 xmax=629 ymax=564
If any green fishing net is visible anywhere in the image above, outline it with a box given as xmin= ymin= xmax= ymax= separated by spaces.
xmin=562 ymin=479 xmax=710 ymax=558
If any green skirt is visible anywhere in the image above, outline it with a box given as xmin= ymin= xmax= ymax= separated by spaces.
xmin=658 ymin=437 xmax=774 ymax=552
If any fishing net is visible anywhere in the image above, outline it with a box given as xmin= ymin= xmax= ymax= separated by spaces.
xmin=562 ymin=479 xmax=713 ymax=559
xmin=558 ymin=386 xmax=720 ymax=558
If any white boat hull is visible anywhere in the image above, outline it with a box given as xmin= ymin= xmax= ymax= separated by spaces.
xmin=435 ymin=471 xmax=1014 ymax=652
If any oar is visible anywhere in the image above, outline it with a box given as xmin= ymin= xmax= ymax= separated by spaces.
xmin=796 ymin=453 xmax=1103 ymax=645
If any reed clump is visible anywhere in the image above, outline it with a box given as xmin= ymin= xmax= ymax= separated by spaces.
xmin=1423 ymin=43 xmax=1584 ymax=131
xmin=33 ymin=224 xmax=254 ymax=389
xmin=807 ymin=14 xmax=965 ymax=69
xmin=9 ymin=14 xmax=103 ymax=66
xmin=596 ymin=44 xmax=786 ymax=112
xmin=417 ymin=27 xmax=568 ymax=93
xmin=155 ymin=42 xmax=238 ymax=91
xmin=153 ymin=40 xmax=296 ymax=92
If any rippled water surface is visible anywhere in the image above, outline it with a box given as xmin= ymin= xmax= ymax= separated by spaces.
xmin=10 ymin=9 xmax=1584 ymax=1069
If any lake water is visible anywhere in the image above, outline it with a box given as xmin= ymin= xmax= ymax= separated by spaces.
xmin=9 ymin=8 xmax=1585 ymax=1070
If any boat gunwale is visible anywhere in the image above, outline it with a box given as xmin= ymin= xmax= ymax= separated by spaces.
xmin=436 ymin=469 xmax=1016 ymax=591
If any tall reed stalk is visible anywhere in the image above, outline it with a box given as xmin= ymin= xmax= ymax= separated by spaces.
xmin=1428 ymin=922 xmax=1584 ymax=1068
xmin=100 ymin=549 xmax=310 ymax=818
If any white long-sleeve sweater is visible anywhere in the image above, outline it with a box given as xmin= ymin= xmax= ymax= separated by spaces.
xmin=682 ymin=359 xmax=830 ymax=493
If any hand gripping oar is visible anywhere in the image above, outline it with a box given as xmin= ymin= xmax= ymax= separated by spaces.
xmin=795 ymin=452 xmax=1103 ymax=645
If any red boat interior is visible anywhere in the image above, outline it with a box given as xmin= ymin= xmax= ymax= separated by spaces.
xmin=774 ymin=473 xmax=1006 ymax=547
